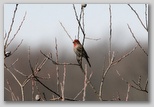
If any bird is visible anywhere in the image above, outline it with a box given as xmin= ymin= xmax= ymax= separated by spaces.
xmin=73 ymin=39 xmax=91 ymax=67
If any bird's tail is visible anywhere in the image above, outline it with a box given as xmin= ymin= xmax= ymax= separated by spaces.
xmin=86 ymin=58 xmax=91 ymax=67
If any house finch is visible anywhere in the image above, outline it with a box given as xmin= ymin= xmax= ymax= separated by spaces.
xmin=73 ymin=39 xmax=91 ymax=67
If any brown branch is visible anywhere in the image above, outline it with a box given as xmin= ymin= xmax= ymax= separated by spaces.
xmin=6 ymin=12 xmax=26 ymax=48
xmin=73 ymin=4 xmax=86 ymax=45
xmin=126 ymin=83 xmax=131 ymax=101
xmin=85 ymin=37 xmax=101 ymax=41
xmin=132 ymin=76 xmax=148 ymax=93
xmin=40 ymin=50 xmax=79 ymax=66
xmin=4 ymin=4 xmax=18 ymax=51
xmin=112 ymin=45 xmax=137 ymax=66
xmin=128 ymin=4 xmax=148 ymax=31
xmin=28 ymin=47 xmax=76 ymax=101
xmin=99 ymin=45 xmax=136 ymax=100
xmin=109 ymin=4 xmax=112 ymax=63
xmin=99 ymin=52 xmax=115 ymax=100
xmin=127 ymin=24 xmax=148 ymax=56
xmin=60 ymin=64 xmax=67 ymax=101
xmin=73 ymin=68 xmax=93 ymax=100
xmin=6 ymin=80 xmax=18 ymax=101
xmin=5 ymin=66 xmax=25 ymax=101
xmin=55 ymin=38 xmax=60 ymax=93
xmin=145 ymin=4 xmax=148 ymax=30
xmin=59 ymin=21 xmax=73 ymax=42
xmin=116 ymin=70 xmax=148 ymax=94
xmin=11 ymin=39 xmax=23 ymax=55
xmin=83 ymin=64 xmax=88 ymax=101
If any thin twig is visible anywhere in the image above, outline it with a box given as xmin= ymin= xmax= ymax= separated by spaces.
xmin=55 ymin=38 xmax=60 ymax=93
xmin=73 ymin=4 xmax=86 ymax=43
xmin=99 ymin=52 xmax=115 ymax=100
xmin=116 ymin=70 xmax=148 ymax=94
xmin=59 ymin=21 xmax=73 ymax=42
xmin=145 ymin=79 xmax=148 ymax=91
xmin=29 ymin=47 xmax=76 ymax=101
xmin=79 ymin=64 xmax=99 ymax=99
xmin=109 ymin=4 xmax=112 ymax=63
xmin=6 ymin=12 xmax=26 ymax=48
xmin=11 ymin=39 xmax=23 ymax=55
xmin=83 ymin=64 xmax=88 ymax=101
xmin=4 ymin=4 xmax=18 ymax=51
xmin=6 ymin=80 xmax=18 ymax=101
xmin=128 ymin=4 xmax=148 ymax=31
xmin=14 ymin=68 xmax=28 ymax=77
xmin=145 ymin=4 xmax=148 ymax=30
xmin=112 ymin=45 xmax=137 ymax=66
xmin=126 ymin=83 xmax=131 ymax=101
xmin=81 ymin=5 xmax=86 ymax=46
xmin=73 ymin=68 xmax=93 ymax=100
xmin=5 ymin=66 xmax=25 ymax=101
xmin=127 ymin=24 xmax=148 ymax=56
xmin=77 ymin=4 xmax=83 ymax=39
xmin=40 ymin=50 xmax=79 ymax=66
xmin=85 ymin=37 xmax=101 ymax=41
xmin=61 ymin=63 xmax=67 ymax=101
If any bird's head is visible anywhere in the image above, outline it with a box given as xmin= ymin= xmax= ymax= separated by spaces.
xmin=73 ymin=39 xmax=81 ymax=47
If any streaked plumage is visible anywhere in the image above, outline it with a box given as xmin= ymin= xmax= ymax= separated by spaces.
xmin=73 ymin=39 xmax=91 ymax=67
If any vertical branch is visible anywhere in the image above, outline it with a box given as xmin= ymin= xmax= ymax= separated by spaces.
xmin=55 ymin=38 xmax=60 ymax=93
xmin=31 ymin=78 xmax=35 ymax=101
xmin=83 ymin=64 xmax=88 ymax=101
xmin=61 ymin=64 xmax=67 ymax=101
xmin=99 ymin=52 xmax=115 ymax=100
xmin=4 ymin=4 xmax=18 ymax=51
xmin=145 ymin=4 xmax=148 ymax=31
xmin=81 ymin=4 xmax=86 ymax=46
xmin=98 ymin=5 xmax=113 ymax=100
xmin=6 ymin=12 xmax=27 ymax=48
xmin=98 ymin=57 xmax=106 ymax=100
xmin=77 ymin=5 xmax=83 ymax=39
xmin=126 ymin=83 xmax=131 ymax=101
xmin=109 ymin=4 xmax=112 ymax=63
xmin=73 ymin=4 xmax=86 ymax=45
xmin=77 ymin=4 xmax=87 ymax=40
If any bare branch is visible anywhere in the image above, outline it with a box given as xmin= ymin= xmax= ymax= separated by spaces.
xmin=112 ymin=45 xmax=137 ymax=66
xmin=116 ymin=70 xmax=148 ymax=94
xmin=83 ymin=64 xmax=88 ymax=101
xmin=6 ymin=12 xmax=26 ymax=48
xmin=40 ymin=50 xmax=79 ymax=66
xmin=61 ymin=64 xmax=67 ymax=101
xmin=6 ymin=80 xmax=18 ymax=101
xmin=99 ymin=52 xmax=115 ymax=100
xmin=128 ymin=4 xmax=148 ymax=31
xmin=4 ymin=4 xmax=18 ymax=50
xmin=109 ymin=4 xmax=112 ymax=63
xmin=11 ymin=39 xmax=23 ymax=55
xmin=5 ymin=66 xmax=25 ymax=101
xmin=126 ymin=83 xmax=131 ymax=101
xmin=73 ymin=4 xmax=86 ymax=45
xmin=59 ymin=21 xmax=73 ymax=42
xmin=55 ymin=38 xmax=60 ymax=93
xmin=14 ymin=68 xmax=28 ymax=77
xmin=85 ymin=37 xmax=101 ymax=41
xmin=127 ymin=24 xmax=148 ymax=56
xmin=145 ymin=4 xmax=148 ymax=30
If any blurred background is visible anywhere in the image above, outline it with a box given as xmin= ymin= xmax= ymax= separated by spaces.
xmin=4 ymin=4 xmax=148 ymax=101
